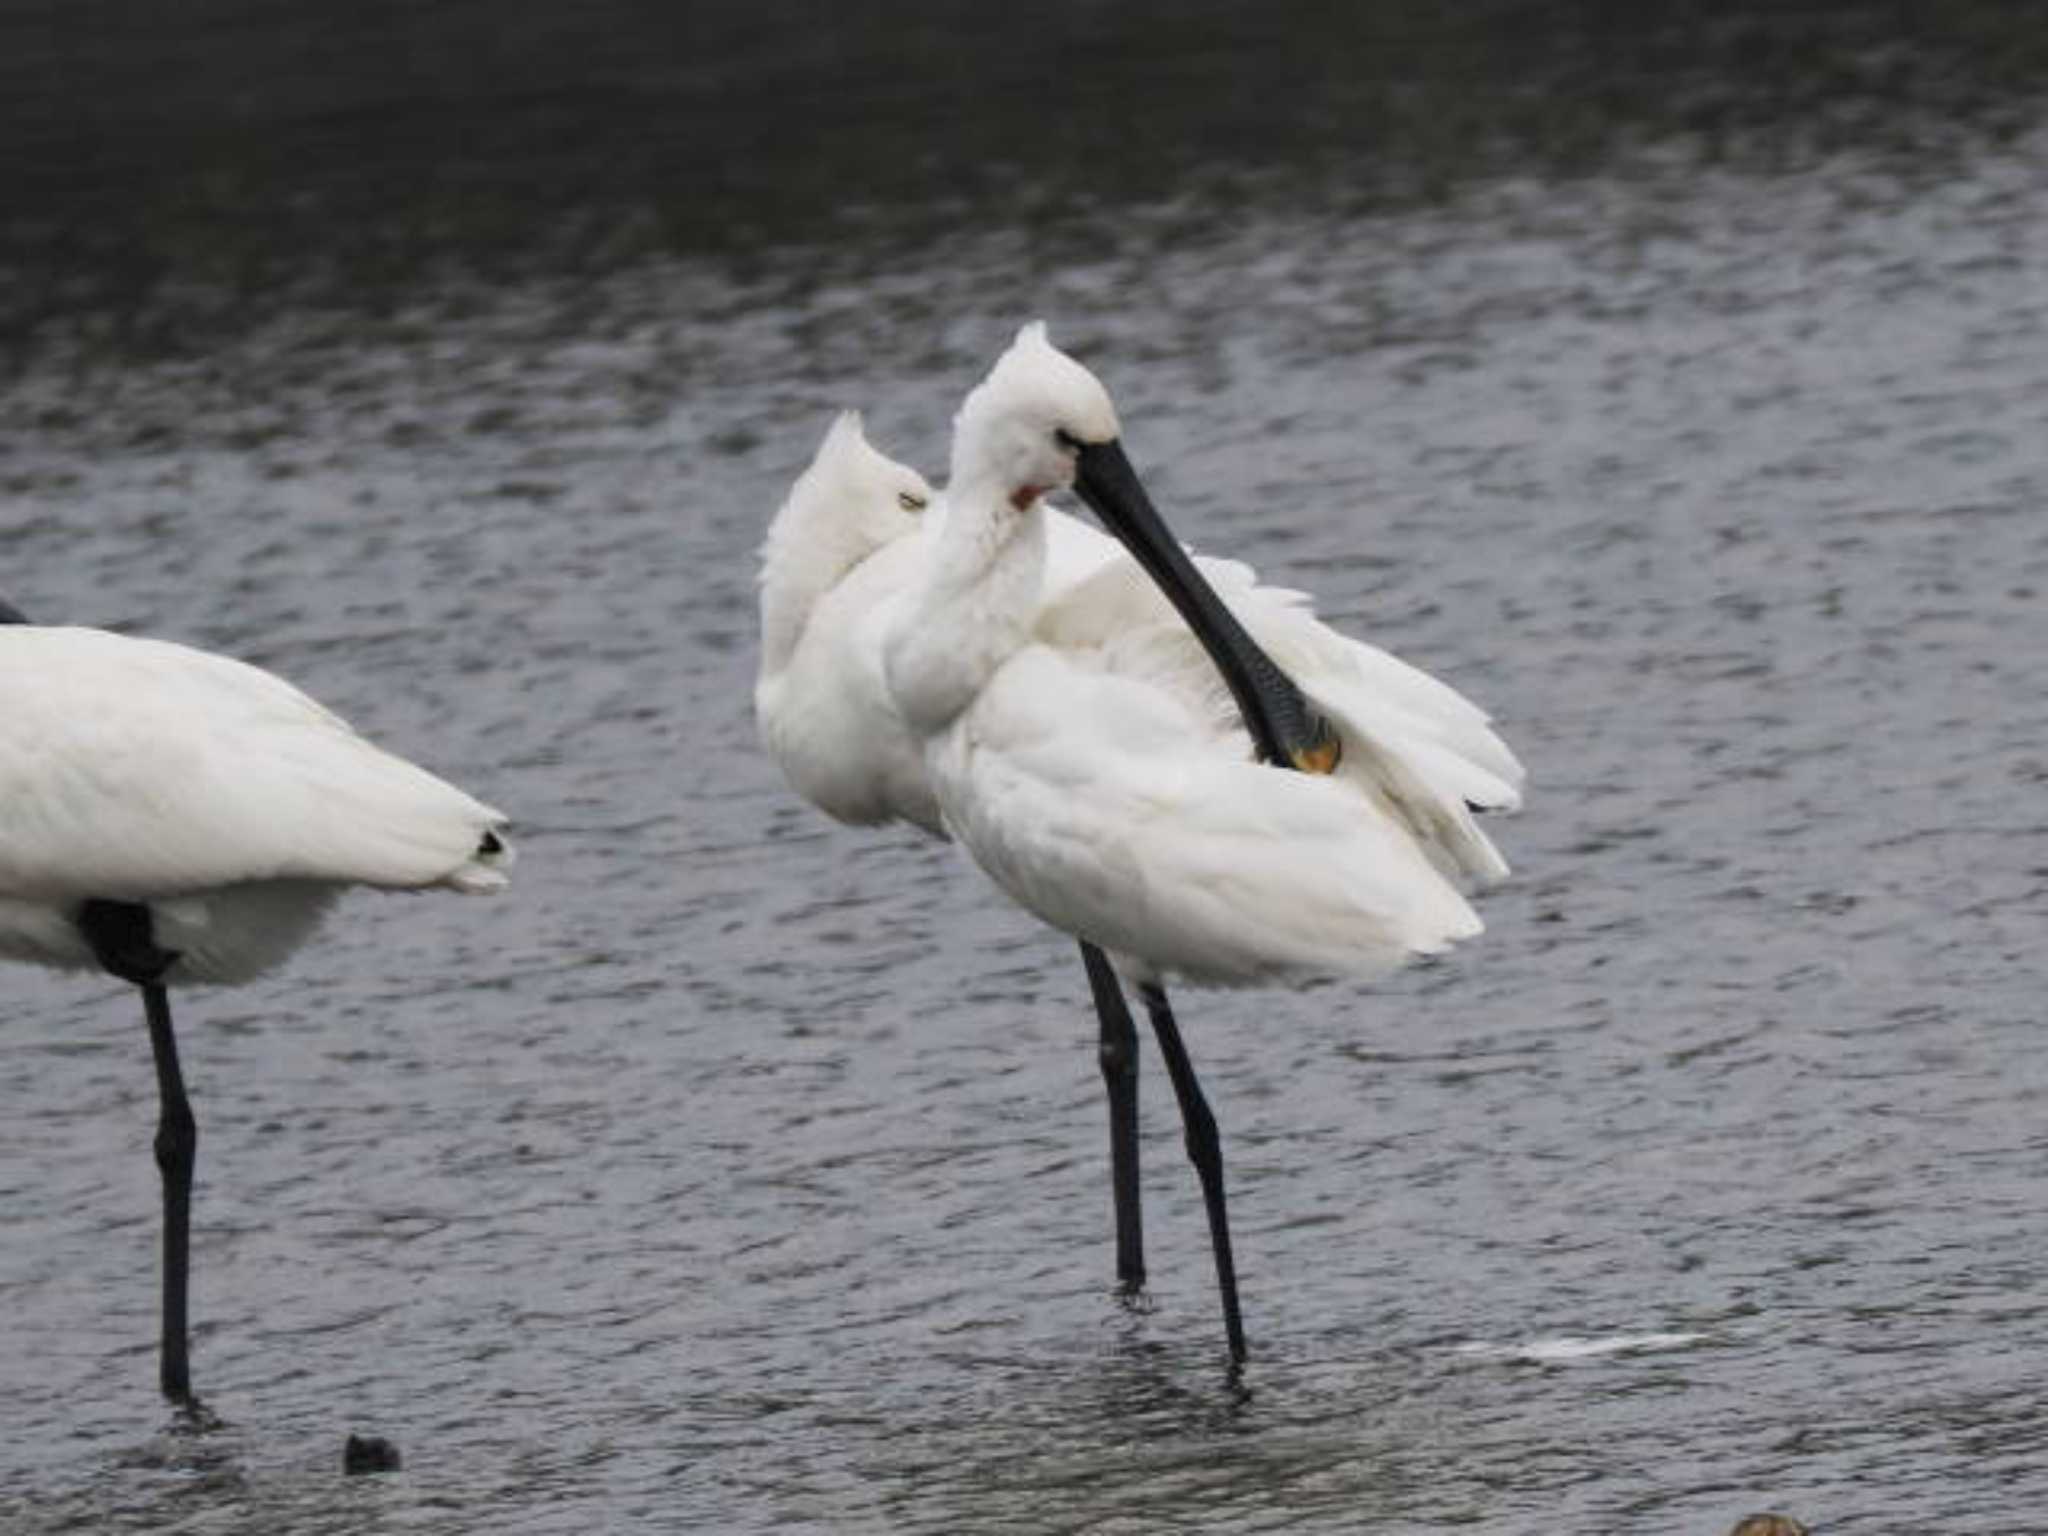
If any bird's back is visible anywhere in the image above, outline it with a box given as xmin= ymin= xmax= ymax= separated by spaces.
xmin=1035 ymin=532 xmax=1524 ymax=884
xmin=0 ymin=628 xmax=510 ymax=973
xmin=919 ymin=525 xmax=1523 ymax=987
xmin=931 ymin=640 xmax=1485 ymax=988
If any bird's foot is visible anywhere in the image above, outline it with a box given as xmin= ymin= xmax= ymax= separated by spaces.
xmin=160 ymin=1392 xmax=228 ymax=1437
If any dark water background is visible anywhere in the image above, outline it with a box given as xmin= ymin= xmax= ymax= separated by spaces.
xmin=2 ymin=3 xmax=2045 ymax=1531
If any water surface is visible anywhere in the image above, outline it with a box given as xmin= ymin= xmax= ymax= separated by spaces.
xmin=2 ymin=6 xmax=2045 ymax=1532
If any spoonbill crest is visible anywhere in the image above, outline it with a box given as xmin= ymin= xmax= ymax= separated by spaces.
xmin=0 ymin=606 xmax=512 ymax=1407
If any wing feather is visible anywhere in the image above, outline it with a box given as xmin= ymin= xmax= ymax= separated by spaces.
xmin=0 ymin=628 xmax=508 ymax=902
xmin=934 ymin=647 xmax=1482 ymax=988
xmin=1034 ymin=513 xmax=1522 ymax=889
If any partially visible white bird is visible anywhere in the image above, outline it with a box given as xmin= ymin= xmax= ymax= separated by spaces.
xmin=758 ymin=329 xmax=1521 ymax=1362
xmin=0 ymin=609 xmax=512 ymax=1408
xmin=758 ymin=410 xmax=945 ymax=836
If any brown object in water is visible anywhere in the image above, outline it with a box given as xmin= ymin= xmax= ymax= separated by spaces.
xmin=344 ymin=1434 xmax=403 ymax=1475
xmin=1729 ymin=1516 xmax=1809 ymax=1536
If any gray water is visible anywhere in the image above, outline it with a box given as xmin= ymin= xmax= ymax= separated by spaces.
xmin=3 ymin=6 xmax=2047 ymax=1532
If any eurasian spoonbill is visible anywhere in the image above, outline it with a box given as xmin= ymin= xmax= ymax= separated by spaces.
xmin=0 ymin=604 xmax=512 ymax=1406
xmin=760 ymin=339 xmax=1520 ymax=1360
xmin=878 ymin=324 xmax=1521 ymax=1362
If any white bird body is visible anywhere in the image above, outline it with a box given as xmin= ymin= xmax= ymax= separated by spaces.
xmin=758 ymin=413 xmax=947 ymax=835
xmin=758 ymin=346 xmax=1521 ymax=991
xmin=899 ymin=510 xmax=1509 ymax=988
xmin=760 ymin=530 xmax=946 ymax=836
xmin=0 ymin=625 xmax=511 ymax=984
xmin=759 ymin=324 xmax=1524 ymax=1360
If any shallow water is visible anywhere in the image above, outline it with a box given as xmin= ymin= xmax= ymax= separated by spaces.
xmin=3 ymin=6 xmax=2047 ymax=1533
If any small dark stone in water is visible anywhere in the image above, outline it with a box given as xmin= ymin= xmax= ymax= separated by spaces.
xmin=343 ymin=1434 xmax=402 ymax=1475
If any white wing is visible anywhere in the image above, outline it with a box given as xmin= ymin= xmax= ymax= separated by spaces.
xmin=931 ymin=643 xmax=1484 ymax=989
xmin=0 ymin=628 xmax=510 ymax=904
xmin=1036 ymin=514 xmax=1523 ymax=888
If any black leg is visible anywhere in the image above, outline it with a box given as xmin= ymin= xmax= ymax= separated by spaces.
xmin=142 ymin=980 xmax=197 ymax=1405
xmin=1080 ymin=942 xmax=1144 ymax=1293
xmin=77 ymin=898 xmax=196 ymax=1406
xmin=1142 ymin=984 xmax=1247 ymax=1366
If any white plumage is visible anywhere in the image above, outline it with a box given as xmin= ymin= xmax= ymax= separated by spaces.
xmin=759 ymin=332 xmax=1520 ymax=990
xmin=0 ymin=625 xmax=510 ymax=983
xmin=757 ymin=411 xmax=945 ymax=835
xmin=0 ymin=614 xmax=511 ymax=1406
xmin=882 ymin=327 xmax=1519 ymax=988
xmin=758 ymin=323 xmax=1524 ymax=1362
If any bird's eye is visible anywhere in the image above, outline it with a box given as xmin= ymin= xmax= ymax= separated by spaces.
xmin=1053 ymin=428 xmax=1083 ymax=453
xmin=897 ymin=490 xmax=927 ymax=512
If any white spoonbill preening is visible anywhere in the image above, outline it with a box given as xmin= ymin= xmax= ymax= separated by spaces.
xmin=0 ymin=604 xmax=512 ymax=1407
xmin=880 ymin=324 xmax=1522 ymax=1362
xmin=760 ymin=329 xmax=1520 ymax=1363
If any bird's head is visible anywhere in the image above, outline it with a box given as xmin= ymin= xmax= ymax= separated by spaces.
xmin=950 ymin=322 xmax=1122 ymax=512
xmin=946 ymin=322 xmax=1340 ymax=776
xmin=757 ymin=412 xmax=934 ymax=672
xmin=761 ymin=411 xmax=931 ymax=584
xmin=804 ymin=409 xmax=932 ymax=546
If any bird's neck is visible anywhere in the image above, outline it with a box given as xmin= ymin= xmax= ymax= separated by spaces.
xmin=757 ymin=510 xmax=893 ymax=679
xmin=885 ymin=478 xmax=1046 ymax=736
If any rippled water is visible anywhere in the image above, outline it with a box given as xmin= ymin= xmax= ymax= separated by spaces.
xmin=3 ymin=7 xmax=2046 ymax=1532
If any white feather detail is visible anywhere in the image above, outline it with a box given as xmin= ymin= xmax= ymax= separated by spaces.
xmin=0 ymin=626 xmax=511 ymax=986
